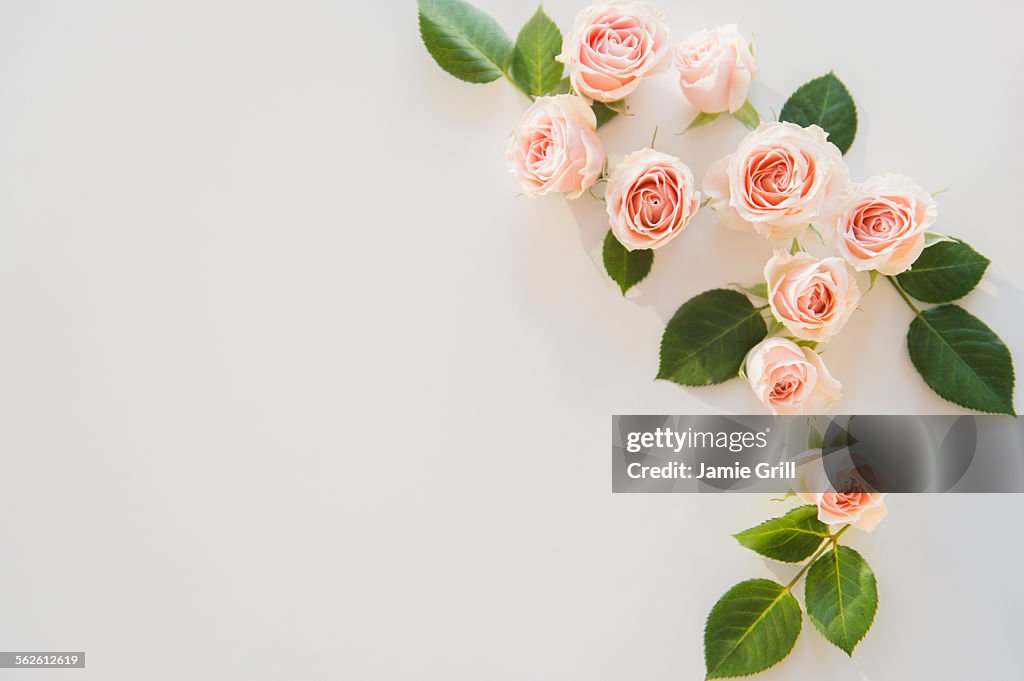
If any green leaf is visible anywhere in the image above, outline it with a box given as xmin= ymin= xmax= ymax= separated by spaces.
xmin=418 ymin=0 xmax=514 ymax=84
xmin=896 ymin=240 xmax=990 ymax=303
xmin=549 ymin=77 xmax=571 ymax=94
xmin=780 ymin=72 xmax=858 ymax=154
xmin=733 ymin=505 xmax=830 ymax=563
xmin=602 ymin=99 xmax=629 ymax=116
xmin=732 ymin=100 xmax=760 ymax=130
xmin=907 ymin=305 xmax=1015 ymax=415
xmin=592 ymin=101 xmax=618 ymax=128
xmin=824 ymin=422 xmax=852 ymax=449
xmin=731 ymin=281 xmax=767 ymax=299
xmin=704 ymin=579 xmax=802 ymax=679
xmin=511 ymin=6 xmax=563 ymax=96
xmin=602 ymin=230 xmax=653 ymax=295
xmin=658 ymin=289 xmax=768 ymax=386
xmin=867 ymin=269 xmax=879 ymax=293
xmin=924 ymin=231 xmax=956 ymax=247
xmin=686 ymin=111 xmax=721 ymax=131
xmin=805 ymin=545 xmax=878 ymax=656
xmin=807 ymin=425 xmax=823 ymax=450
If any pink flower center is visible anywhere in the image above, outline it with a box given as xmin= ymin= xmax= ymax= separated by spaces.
xmin=849 ymin=195 xmax=914 ymax=246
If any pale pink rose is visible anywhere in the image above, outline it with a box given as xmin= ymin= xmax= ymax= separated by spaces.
xmin=505 ymin=95 xmax=606 ymax=199
xmin=765 ymin=250 xmax=861 ymax=342
xmin=605 ymin=149 xmax=700 ymax=250
xmin=703 ymin=122 xmax=850 ymax=240
xmin=745 ymin=337 xmax=842 ymax=415
xmin=834 ymin=173 xmax=938 ymax=275
xmin=556 ymin=0 xmax=670 ymax=103
xmin=795 ymin=453 xmax=887 ymax=532
xmin=673 ymin=25 xmax=757 ymax=114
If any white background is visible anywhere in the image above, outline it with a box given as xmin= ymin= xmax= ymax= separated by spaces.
xmin=1 ymin=1 xmax=1023 ymax=679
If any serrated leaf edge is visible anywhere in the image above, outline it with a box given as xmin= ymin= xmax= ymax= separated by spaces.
xmin=732 ymin=505 xmax=830 ymax=563
xmin=704 ymin=579 xmax=803 ymax=679
xmin=656 ymin=290 xmax=768 ymax=386
xmin=602 ymin=230 xmax=653 ymax=295
xmin=908 ymin=306 xmax=1016 ymax=415
xmin=805 ymin=545 xmax=878 ymax=656
xmin=780 ymin=71 xmax=858 ymax=154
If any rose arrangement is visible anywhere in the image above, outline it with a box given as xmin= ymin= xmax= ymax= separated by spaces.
xmin=418 ymin=0 xmax=1016 ymax=420
xmin=419 ymin=0 xmax=1012 ymax=673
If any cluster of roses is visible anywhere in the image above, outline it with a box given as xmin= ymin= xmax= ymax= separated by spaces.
xmin=504 ymin=0 xmax=936 ymax=415
xmin=419 ymin=3 xmax=919 ymax=669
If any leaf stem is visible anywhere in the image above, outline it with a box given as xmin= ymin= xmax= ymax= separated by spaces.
xmin=885 ymin=275 xmax=921 ymax=315
xmin=501 ymin=70 xmax=535 ymax=100
xmin=784 ymin=524 xmax=850 ymax=592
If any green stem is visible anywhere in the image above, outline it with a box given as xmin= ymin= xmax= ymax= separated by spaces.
xmin=783 ymin=524 xmax=850 ymax=592
xmin=885 ymin=275 xmax=921 ymax=315
xmin=502 ymin=71 xmax=534 ymax=100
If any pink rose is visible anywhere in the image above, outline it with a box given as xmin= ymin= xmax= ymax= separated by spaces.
xmin=834 ymin=173 xmax=938 ymax=275
xmin=505 ymin=95 xmax=606 ymax=199
xmin=703 ymin=122 xmax=850 ymax=240
xmin=557 ymin=0 xmax=670 ymax=103
xmin=745 ymin=337 xmax=842 ymax=415
xmin=795 ymin=454 xmax=888 ymax=532
xmin=605 ymin=148 xmax=700 ymax=250
xmin=765 ymin=250 xmax=861 ymax=342
xmin=673 ymin=25 xmax=757 ymax=114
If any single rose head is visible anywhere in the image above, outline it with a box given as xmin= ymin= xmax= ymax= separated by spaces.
xmin=703 ymin=121 xmax=850 ymax=240
xmin=605 ymin=148 xmax=700 ymax=250
xmin=795 ymin=454 xmax=888 ymax=532
xmin=505 ymin=95 xmax=606 ymax=199
xmin=673 ymin=24 xmax=757 ymax=114
xmin=764 ymin=250 xmax=862 ymax=342
xmin=557 ymin=0 xmax=670 ymax=103
xmin=834 ymin=173 xmax=937 ymax=275
xmin=745 ymin=337 xmax=842 ymax=415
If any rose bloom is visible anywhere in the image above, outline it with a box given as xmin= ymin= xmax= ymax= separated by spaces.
xmin=795 ymin=454 xmax=888 ymax=532
xmin=674 ymin=24 xmax=757 ymax=114
xmin=557 ymin=0 xmax=670 ymax=103
xmin=745 ymin=337 xmax=841 ymax=415
xmin=605 ymin=149 xmax=700 ymax=250
xmin=505 ymin=95 xmax=606 ymax=199
xmin=834 ymin=173 xmax=938 ymax=275
xmin=703 ymin=122 xmax=849 ymax=240
xmin=765 ymin=250 xmax=861 ymax=342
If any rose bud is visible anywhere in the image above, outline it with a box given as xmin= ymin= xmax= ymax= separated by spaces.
xmin=674 ymin=25 xmax=757 ymax=114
